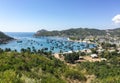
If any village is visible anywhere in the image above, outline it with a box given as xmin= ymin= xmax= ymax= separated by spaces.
xmin=54 ymin=33 xmax=120 ymax=64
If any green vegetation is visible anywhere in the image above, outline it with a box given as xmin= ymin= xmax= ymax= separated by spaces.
xmin=64 ymin=52 xmax=80 ymax=63
xmin=108 ymin=28 xmax=120 ymax=36
xmin=62 ymin=48 xmax=120 ymax=83
xmin=101 ymin=42 xmax=117 ymax=49
xmin=35 ymin=28 xmax=120 ymax=38
xmin=65 ymin=69 xmax=86 ymax=81
xmin=34 ymin=28 xmax=106 ymax=38
xmin=0 ymin=49 xmax=86 ymax=83
xmin=76 ymin=49 xmax=120 ymax=83
xmin=0 ymin=41 xmax=120 ymax=83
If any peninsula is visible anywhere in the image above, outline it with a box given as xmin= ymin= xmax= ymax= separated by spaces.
xmin=0 ymin=31 xmax=13 ymax=44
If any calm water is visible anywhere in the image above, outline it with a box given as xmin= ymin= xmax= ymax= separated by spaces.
xmin=0 ymin=32 xmax=96 ymax=53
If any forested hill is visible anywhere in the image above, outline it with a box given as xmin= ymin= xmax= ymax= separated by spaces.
xmin=0 ymin=31 xmax=13 ymax=43
xmin=108 ymin=28 xmax=120 ymax=36
xmin=34 ymin=28 xmax=107 ymax=37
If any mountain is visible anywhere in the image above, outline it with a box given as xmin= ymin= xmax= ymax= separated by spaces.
xmin=0 ymin=31 xmax=13 ymax=44
xmin=34 ymin=28 xmax=107 ymax=38
xmin=107 ymin=28 xmax=120 ymax=36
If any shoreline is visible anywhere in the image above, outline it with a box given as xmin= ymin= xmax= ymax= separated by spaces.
xmin=0 ymin=35 xmax=96 ymax=53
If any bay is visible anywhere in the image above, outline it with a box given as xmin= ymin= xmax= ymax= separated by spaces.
xmin=0 ymin=32 xmax=95 ymax=53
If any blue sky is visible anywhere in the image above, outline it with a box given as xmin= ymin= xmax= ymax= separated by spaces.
xmin=0 ymin=0 xmax=120 ymax=32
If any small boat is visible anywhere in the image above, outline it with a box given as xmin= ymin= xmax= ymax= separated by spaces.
xmin=17 ymin=40 xmax=22 ymax=43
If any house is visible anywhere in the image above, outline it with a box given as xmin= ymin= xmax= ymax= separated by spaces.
xmin=97 ymin=49 xmax=104 ymax=53
xmin=79 ymin=56 xmax=84 ymax=60
xmin=81 ymin=49 xmax=92 ymax=54
xmin=101 ymin=58 xmax=107 ymax=61
xmin=108 ymin=49 xmax=115 ymax=53
xmin=90 ymin=54 xmax=98 ymax=58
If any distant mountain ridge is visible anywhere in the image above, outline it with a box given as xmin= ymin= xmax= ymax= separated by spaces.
xmin=34 ymin=28 xmax=106 ymax=37
xmin=34 ymin=28 xmax=120 ymax=37
xmin=0 ymin=31 xmax=13 ymax=44
xmin=107 ymin=28 xmax=120 ymax=36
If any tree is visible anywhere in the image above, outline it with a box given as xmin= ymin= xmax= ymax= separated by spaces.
xmin=5 ymin=48 xmax=11 ymax=52
xmin=0 ymin=48 xmax=3 ymax=53
xmin=64 ymin=52 xmax=79 ymax=63
xmin=0 ymin=70 xmax=21 ymax=83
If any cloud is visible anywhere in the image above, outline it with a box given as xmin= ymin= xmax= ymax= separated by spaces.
xmin=112 ymin=14 xmax=120 ymax=24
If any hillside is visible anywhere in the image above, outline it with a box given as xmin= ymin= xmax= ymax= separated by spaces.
xmin=34 ymin=28 xmax=107 ymax=38
xmin=0 ymin=48 xmax=119 ymax=83
xmin=0 ymin=50 xmax=87 ymax=83
xmin=0 ymin=31 xmax=13 ymax=44
xmin=108 ymin=28 xmax=120 ymax=36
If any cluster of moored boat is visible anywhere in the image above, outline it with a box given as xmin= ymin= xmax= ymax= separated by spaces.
xmin=16 ymin=37 xmax=95 ymax=53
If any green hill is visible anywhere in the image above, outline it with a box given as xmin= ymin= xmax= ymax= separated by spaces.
xmin=0 ymin=49 xmax=119 ymax=83
xmin=0 ymin=31 xmax=13 ymax=44
xmin=34 ymin=28 xmax=106 ymax=38
xmin=0 ymin=51 xmax=86 ymax=83
xmin=35 ymin=27 xmax=120 ymax=38
xmin=108 ymin=28 xmax=120 ymax=36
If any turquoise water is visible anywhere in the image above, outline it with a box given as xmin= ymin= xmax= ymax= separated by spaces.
xmin=0 ymin=32 xmax=96 ymax=53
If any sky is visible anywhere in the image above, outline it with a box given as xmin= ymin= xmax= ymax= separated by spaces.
xmin=0 ymin=0 xmax=120 ymax=32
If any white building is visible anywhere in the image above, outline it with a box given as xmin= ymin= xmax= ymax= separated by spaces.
xmin=91 ymin=54 xmax=98 ymax=58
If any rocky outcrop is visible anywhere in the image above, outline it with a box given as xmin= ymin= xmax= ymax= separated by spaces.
xmin=0 ymin=31 xmax=13 ymax=44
